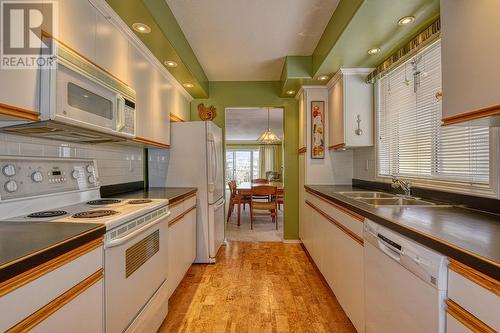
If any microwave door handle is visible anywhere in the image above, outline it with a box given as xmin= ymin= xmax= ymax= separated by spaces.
xmin=116 ymin=94 xmax=126 ymax=131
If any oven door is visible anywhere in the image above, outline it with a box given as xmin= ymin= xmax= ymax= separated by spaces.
xmin=105 ymin=213 xmax=169 ymax=333
xmin=56 ymin=63 xmax=121 ymax=134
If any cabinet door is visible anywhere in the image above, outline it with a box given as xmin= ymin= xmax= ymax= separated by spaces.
xmin=331 ymin=227 xmax=364 ymax=333
xmin=441 ymin=0 xmax=500 ymax=121
xmin=299 ymin=92 xmax=307 ymax=149
xmin=31 ymin=280 xmax=104 ymax=333
xmin=58 ymin=0 xmax=96 ymax=61
xmin=152 ymin=69 xmax=171 ymax=145
xmin=328 ymin=77 xmax=344 ymax=147
xmin=0 ymin=68 xmax=39 ymax=113
xmin=128 ymin=45 xmax=153 ymax=139
xmin=95 ymin=11 xmax=129 ymax=84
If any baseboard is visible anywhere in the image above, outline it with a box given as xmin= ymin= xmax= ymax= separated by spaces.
xmin=282 ymin=239 xmax=302 ymax=244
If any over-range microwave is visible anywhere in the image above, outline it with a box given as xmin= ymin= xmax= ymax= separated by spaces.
xmin=2 ymin=40 xmax=136 ymax=143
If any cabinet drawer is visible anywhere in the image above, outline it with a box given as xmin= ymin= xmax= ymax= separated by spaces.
xmin=446 ymin=313 xmax=471 ymax=333
xmin=305 ymin=191 xmax=364 ymax=238
xmin=0 ymin=242 xmax=103 ymax=331
xmin=184 ymin=195 xmax=197 ymax=210
xmin=168 ymin=201 xmax=185 ymax=223
xmin=29 ymin=277 xmax=103 ymax=333
xmin=448 ymin=262 xmax=499 ymax=331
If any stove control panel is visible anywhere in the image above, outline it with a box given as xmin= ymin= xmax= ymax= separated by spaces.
xmin=0 ymin=157 xmax=99 ymax=201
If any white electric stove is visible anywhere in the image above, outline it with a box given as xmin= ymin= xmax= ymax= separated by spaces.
xmin=0 ymin=156 xmax=170 ymax=333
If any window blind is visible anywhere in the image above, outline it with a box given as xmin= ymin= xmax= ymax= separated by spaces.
xmin=377 ymin=40 xmax=490 ymax=184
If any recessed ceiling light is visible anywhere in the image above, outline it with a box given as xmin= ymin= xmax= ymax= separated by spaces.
xmin=398 ymin=16 xmax=415 ymax=26
xmin=286 ymin=90 xmax=295 ymax=95
xmin=132 ymin=23 xmax=151 ymax=34
xmin=164 ymin=60 xmax=178 ymax=68
xmin=318 ymin=75 xmax=329 ymax=81
xmin=183 ymin=83 xmax=194 ymax=88
xmin=367 ymin=48 xmax=381 ymax=55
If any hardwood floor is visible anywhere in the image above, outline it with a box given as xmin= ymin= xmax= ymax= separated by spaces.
xmin=158 ymin=241 xmax=356 ymax=333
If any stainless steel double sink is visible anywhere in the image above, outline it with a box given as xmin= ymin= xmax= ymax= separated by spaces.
xmin=339 ymin=191 xmax=443 ymax=207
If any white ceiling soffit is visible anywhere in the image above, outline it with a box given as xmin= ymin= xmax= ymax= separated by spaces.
xmin=165 ymin=0 xmax=340 ymax=81
xmin=225 ymin=108 xmax=284 ymax=141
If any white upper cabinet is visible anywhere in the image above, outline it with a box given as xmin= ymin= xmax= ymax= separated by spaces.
xmin=327 ymin=68 xmax=373 ymax=150
xmin=128 ymin=45 xmax=153 ymax=140
xmin=95 ymin=10 xmax=129 ymax=84
xmin=58 ymin=0 xmax=97 ymax=62
xmin=441 ymin=0 xmax=500 ymax=124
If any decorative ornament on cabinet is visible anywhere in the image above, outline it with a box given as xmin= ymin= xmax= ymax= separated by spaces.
xmin=311 ymin=101 xmax=325 ymax=159
xmin=197 ymin=103 xmax=217 ymax=121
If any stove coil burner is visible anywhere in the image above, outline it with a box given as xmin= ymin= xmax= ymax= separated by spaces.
xmin=73 ymin=210 xmax=119 ymax=218
xmin=27 ymin=210 xmax=68 ymax=218
xmin=128 ymin=199 xmax=153 ymax=204
xmin=87 ymin=199 xmax=122 ymax=205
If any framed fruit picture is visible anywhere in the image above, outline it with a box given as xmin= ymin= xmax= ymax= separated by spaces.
xmin=311 ymin=101 xmax=325 ymax=159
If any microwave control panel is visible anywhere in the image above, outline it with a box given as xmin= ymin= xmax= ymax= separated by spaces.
xmin=0 ymin=157 xmax=99 ymax=201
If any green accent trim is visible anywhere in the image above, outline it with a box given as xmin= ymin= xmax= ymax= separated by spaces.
xmin=105 ymin=0 xmax=209 ymax=98
xmin=312 ymin=0 xmax=364 ymax=75
xmin=191 ymin=81 xmax=299 ymax=240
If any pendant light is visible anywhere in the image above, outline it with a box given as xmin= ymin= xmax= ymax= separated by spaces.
xmin=257 ymin=107 xmax=281 ymax=144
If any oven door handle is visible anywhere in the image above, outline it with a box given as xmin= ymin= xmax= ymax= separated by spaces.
xmin=105 ymin=211 xmax=170 ymax=248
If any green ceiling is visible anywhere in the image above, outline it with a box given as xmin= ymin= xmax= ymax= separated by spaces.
xmin=107 ymin=0 xmax=439 ymax=99
xmin=106 ymin=0 xmax=209 ymax=98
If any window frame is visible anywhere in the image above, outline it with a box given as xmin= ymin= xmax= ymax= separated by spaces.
xmin=373 ymin=42 xmax=499 ymax=198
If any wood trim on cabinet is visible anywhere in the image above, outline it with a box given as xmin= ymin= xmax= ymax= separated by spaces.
xmin=446 ymin=299 xmax=496 ymax=333
xmin=0 ymin=238 xmax=102 ymax=297
xmin=169 ymin=114 xmax=185 ymax=122
xmin=6 ymin=269 xmax=103 ymax=333
xmin=169 ymin=192 xmax=197 ymax=208
xmin=133 ymin=136 xmax=170 ymax=149
xmin=305 ymin=189 xmax=365 ymax=222
xmin=168 ymin=205 xmax=196 ymax=227
xmin=305 ymin=200 xmax=364 ymax=246
xmin=448 ymin=258 xmax=500 ymax=296
xmin=442 ymin=104 xmax=500 ymax=126
xmin=41 ymin=31 xmax=129 ymax=87
xmin=298 ymin=147 xmax=307 ymax=154
xmin=0 ymin=103 xmax=40 ymax=121
xmin=328 ymin=143 xmax=346 ymax=151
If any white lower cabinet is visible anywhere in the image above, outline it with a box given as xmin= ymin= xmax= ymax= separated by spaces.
xmin=166 ymin=195 xmax=197 ymax=298
xmin=0 ymin=241 xmax=104 ymax=332
xmin=446 ymin=260 xmax=499 ymax=333
xmin=302 ymin=192 xmax=365 ymax=332
xmin=31 ymin=279 xmax=104 ymax=333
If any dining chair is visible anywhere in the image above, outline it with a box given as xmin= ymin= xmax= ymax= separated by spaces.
xmin=276 ymin=188 xmax=284 ymax=210
xmin=252 ymin=178 xmax=269 ymax=184
xmin=226 ymin=180 xmax=236 ymax=222
xmin=250 ymin=185 xmax=278 ymax=230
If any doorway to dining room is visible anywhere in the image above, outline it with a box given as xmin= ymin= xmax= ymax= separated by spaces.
xmin=224 ymin=107 xmax=284 ymax=242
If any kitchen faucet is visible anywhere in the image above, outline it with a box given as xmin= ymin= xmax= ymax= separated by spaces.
xmin=391 ymin=176 xmax=412 ymax=197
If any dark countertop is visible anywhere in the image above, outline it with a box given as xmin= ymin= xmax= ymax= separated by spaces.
xmin=305 ymin=185 xmax=500 ymax=280
xmin=109 ymin=187 xmax=197 ymax=204
xmin=0 ymin=222 xmax=105 ymax=283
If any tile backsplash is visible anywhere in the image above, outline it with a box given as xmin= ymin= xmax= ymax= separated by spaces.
xmin=0 ymin=133 xmax=144 ymax=186
xmin=353 ymin=146 xmax=376 ymax=181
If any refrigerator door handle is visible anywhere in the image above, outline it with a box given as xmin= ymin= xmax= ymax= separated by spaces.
xmin=214 ymin=198 xmax=225 ymax=209
xmin=208 ymin=139 xmax=216 ymax=193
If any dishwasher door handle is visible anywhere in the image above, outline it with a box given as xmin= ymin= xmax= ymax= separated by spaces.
xmin=378 ymin=240 xmax=403 ymax=262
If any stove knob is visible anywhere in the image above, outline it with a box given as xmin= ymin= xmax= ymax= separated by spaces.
xmin=86 ymin=165 xmax=94 ymax=173
xmin=72 ymin=170 xmax=80 ymax=179
xmin=88 ymin=175 xmax=96 ymax=184
xmin=31 ymin=171 xmax=43 ymax=183
xmin=4 ymin=180 xmax=18 ymax=193
xmin=2 ymin=164 xmax=16 ymax=177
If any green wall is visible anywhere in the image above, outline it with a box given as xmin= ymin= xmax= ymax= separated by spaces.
xmin=191 ymin=81 xmax=299 ymax=240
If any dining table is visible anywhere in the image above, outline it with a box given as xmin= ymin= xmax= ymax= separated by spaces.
xmin=235 ymin=182 xmax=284 ymax=226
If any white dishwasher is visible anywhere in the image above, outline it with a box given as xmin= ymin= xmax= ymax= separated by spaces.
xmin=364 ymin=219 xmax=448 ymax=333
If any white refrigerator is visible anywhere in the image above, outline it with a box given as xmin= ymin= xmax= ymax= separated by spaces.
xmin=151 ymin=121 xmax=225 ymax=263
